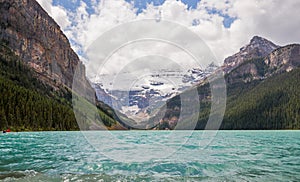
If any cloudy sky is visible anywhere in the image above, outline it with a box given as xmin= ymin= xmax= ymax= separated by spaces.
xmin=36 ymin=0 xmax=300 ymax=76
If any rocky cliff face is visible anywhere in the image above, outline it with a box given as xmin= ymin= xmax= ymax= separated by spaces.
xmin=226 ymin=62 xmax=262 ymax=84
xmin=93 ymin=62 xmax=218 ymax=122
xmin=0 ymin=0 xmax=87 ymax=89
xmin=265 ymin=44 xmax=300 ymax=76
xmin=152 ymin=36 xmax=300 ymax=130
xmin=223 ymin=36 xmax=280 ymax=73
xmin=226 ymin=43 xmax=300 ymax=84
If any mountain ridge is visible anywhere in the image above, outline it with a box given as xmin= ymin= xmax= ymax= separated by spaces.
xmin=0 ymin=0 xmax=129 ymax=131
xmin=93 ymin=62 xmax=218 ymax=125
xmin=223 ymin=36 xmax=280 ymax=73
xmin=0 ymin=0 xmax=87 ymax=89
xmin=151 ymin=36 xmax=300 ymax=130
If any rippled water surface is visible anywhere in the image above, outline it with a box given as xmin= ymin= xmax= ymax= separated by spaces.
xmin=0 ymin=131 xmax=300 ymax=181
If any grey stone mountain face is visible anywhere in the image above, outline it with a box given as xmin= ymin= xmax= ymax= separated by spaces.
xmin=93 ymin=36 xmax=299 ymax=120
xmin=223 ymin=36 xmax=280 ymax=73
xmin=0 ymin=0 xmax=89 ymax=90
xmin=225 ymin=38 xmax=300 ymax=84
xmin=93 ymin=63 xmax=219 ymax=120
xmin=264 ymin=44 xmax=300 ymax=76
xmin=91 ymin=34 xmax=300 ymax=124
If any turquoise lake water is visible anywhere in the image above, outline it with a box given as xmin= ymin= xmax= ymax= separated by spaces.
xmin=0 ymin=131 xmax=299 ymax=181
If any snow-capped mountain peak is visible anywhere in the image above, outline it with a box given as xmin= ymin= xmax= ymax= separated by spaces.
xmin=93 ymin=62 xmax=219 ymax=121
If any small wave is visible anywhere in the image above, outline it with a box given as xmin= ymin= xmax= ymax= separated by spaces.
xmin=0 ymin=170 xmax=61 ymax=182
xmin=0 ymin=170 xmax=37 ymax=180
xmin=60 ymin=173 xmax=210 ymax=182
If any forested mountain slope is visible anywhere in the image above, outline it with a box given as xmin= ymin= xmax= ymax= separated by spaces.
xmin=0 ymin=42 xmax=127 ymax=131
xmin=153 ymin=41 xmax=300 ymax=130
xmin=0 ymin=0 xmax=129 ymax=131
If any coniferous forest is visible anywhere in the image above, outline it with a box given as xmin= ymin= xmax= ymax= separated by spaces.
xmin=156 ymin=58 xmax=300 ymax=130
xmin=221 ymin=68 xmax=300 ymax=129
xmin=1 ymin=38 xmax=300 ymax=131
xmin=0 ymin=42 xmax=123 ymax=131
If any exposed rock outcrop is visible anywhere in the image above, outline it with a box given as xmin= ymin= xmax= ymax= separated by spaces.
xmin=223 ymin=36 xmax=280 ymax=73
xmin=0 ymin=0 xmax=87 ymax=89
xmin=152 ymin=36 xmax=300 ymax=130
xmin=226 ymin=62 xmax=261 ymax=84
xmin=226 ymin=43 xmax=300 ymax=84
xmin=265 ymin=44 xmax=300 ymax=76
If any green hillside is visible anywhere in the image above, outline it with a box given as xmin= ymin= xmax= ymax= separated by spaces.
xmin=0 ymin=42 xmax=123 ymax=131
xmin=156 ymin=58 xmax=300 ymax=130
xmin=222 ymin=67 xmax=300 ymax=129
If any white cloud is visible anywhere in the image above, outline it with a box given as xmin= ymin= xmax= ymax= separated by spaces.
xmin=228 ymin=0 xmax=300 ymax=45
xmin=36 ymin=0 xmax=71 ymax=29
xmin=36 ymin=0 xmax=300 ymax=77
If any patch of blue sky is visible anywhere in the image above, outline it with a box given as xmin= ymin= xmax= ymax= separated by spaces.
xmin=125 ymin=0 xmax=199 ymax=12
xmin=52 ymin=0 xmax=97 ymax=14
xmin=223 ymin=15 xmax=237 ymax=28
xmin=69 ymin=39 xmax=85 ymax=57
xmin=181 ymin=0 xmax=199 ymax=9
xmin=206 ymin=7 xmax=237 ymax=28
xmin=125 ymin=0 xmax=165 ymax=13
xmin=52 ymin=0 xmax=236 ymax=28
